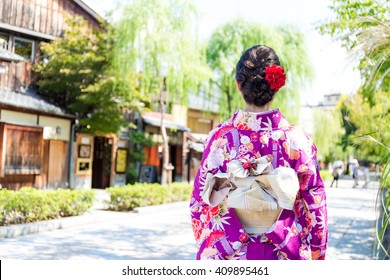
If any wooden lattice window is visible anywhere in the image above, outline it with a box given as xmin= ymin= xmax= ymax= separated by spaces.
xmin=0 ymin=124 xmax=43 ymax=175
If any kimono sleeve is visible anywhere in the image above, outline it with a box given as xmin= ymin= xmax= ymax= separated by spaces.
xmin=189 ymin=126 xmax=226 ymax=246
xmin=293 ymin=134 xmax=328 ymax=260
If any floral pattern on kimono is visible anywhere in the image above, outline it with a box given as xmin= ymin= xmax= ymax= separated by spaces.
xmin=190 ymin=109 xmax=328 ymax=260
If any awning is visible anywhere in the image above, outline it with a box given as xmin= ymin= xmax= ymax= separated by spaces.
xmin=142 ymin=115 xmax=190 ymax=132
xmin=0 ymin=88 xmax=75 ymax=119
xmin=188 ymin=141 xmax=204 ymax=153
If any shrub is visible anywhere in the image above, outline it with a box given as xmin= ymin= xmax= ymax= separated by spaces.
xmin=320 ymin=169 xmax=333 ymax=182
xmin=0 ymin=187 xmax=95 ymax=226
xmin=106 ymin=182 xmax=193 ymax=211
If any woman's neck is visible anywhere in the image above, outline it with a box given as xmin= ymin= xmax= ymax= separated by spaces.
xmin=244 ymin=102 xmax=273 ymax=113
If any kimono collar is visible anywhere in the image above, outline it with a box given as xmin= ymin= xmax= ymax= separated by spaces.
xmin=232 ymin=108 xmax=288 ymax=130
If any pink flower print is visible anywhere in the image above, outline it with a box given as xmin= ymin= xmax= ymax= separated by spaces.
xmin=317 ymin=229 xmax=325 ymax=239
xmin=260 ymin=134 xmax=269 ymax=145
xmin=239 ymin=233 xmax=249 ymax=243
xmin=210 ymin=205 xmax=220 ymax=217
xmin=237 ymin=122 xmax=250 ymax=130
xmin=192 ymin=219 xmax=203 ymax=242
xmin=238 ymin=144 xmax=249 ymax=154
xmin=299 ymin=173 xmax=311 ymax=190
xmin=206 ymin=230 xmax=225 ymax=248
xmin=245 ymin=142 xmax=254 ymax=151
xmin=290 ymin=224 xmax=298 ymax=236
xmin=299 ymin=227 xmax=309 ymax=239
xmin=201 ymin=206 xmax=209 ymax=216
xmin=298 ymin=164 xmax=309 ymax=173
xmin=282 ymin=142 xmax=300 ymax=160
xmin=299 ymin=244 xmax=311 ymax=259
xmin=207 ymin=148 xmax=225 ymax=169
xmin=250 ymin=132 xmax=259 ymax=142
xmin=306 ymin=211 xmax=317 ymax=229
xmin=201 ymin=210 xmax=212 ymax=227
xmin=314 ymin=195 xmax=321 ymax=205
xmin=212 ymin=137 xmax=228 ymax=148
xmin=294 ymin=204 xmax=300 ymax=217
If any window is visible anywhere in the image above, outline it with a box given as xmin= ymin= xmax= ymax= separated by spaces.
xmin=14 ymin=37 xmax=35 ymax=61
xmin=1 ymin=124 xmax=43 ymax=175
xmin=0 ymin=34 xmax=8 ymax=49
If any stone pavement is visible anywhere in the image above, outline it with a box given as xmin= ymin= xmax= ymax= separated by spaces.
xmin=325 ymin=177 xmax=378 ymax=260
xmin=0 ymin=176 xmax=379 ymax=260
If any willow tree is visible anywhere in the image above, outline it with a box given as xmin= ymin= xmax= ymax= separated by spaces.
xmin=112 ymin=0 xmax=211 ymax=185
xmin=206 ymin=19 xmax=313 ymax=122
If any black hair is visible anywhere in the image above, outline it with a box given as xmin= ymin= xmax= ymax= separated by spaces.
xmin=235 ymin=45 xmax=282 ymax=106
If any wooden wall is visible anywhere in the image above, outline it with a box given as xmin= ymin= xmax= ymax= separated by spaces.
xmin=47 ymin=139 xmax=69 ymax=188
xmin=0 ymin=60 xmax=31 ymax=91
xmin=0 ymin=0 xmax=101 ymax=38
xmin=0 ymin=0 xmax=102 ymax=91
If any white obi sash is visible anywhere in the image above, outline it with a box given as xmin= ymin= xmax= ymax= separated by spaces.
xmin=201 ymin=155 xmax=300 ymax=234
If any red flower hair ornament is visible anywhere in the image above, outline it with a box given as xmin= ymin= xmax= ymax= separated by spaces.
xmin=265 ymin=65 xmax=286 ymax=92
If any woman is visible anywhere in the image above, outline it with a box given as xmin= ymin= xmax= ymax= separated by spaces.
xmin=190 ymin=45 xmax=328 ymax=260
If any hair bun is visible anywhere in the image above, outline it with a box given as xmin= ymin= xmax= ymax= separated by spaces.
xmin=249 ymin=75 xmax=263 ymax=83
xmin=244 ymin=60 xmax=255 ymax=70
xmin=235 ymin=45 xmax=282 ymax=106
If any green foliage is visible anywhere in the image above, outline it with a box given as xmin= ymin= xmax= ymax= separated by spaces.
xmin=106 ymin=182 xmax=192 ymax=211
xmin=317 ymin=1 xmax=390 ymax=104
xmin=340 ymin=91 xmax=390 ymax=162
xmin=111 ymin=0 xmax=211 ymax=106
xmin=0 ymin=188 xmax=95 ymax=226
xmin=35 ymin=16 xmax=130 ymax=135
xmin=206 ymin=19 xmax=313 ymax=121
xmin=320 ymin=169 xmax=333 ymax=182
xmin=317 ymin=0 xmax=388 ymax=43
xmin=312 ymin=107 xmax=347 ymax=163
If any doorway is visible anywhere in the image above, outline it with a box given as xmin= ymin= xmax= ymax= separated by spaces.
xmin=92 ymin=136 xmax=113 ymax=189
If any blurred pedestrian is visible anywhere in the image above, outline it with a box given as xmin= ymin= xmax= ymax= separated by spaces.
xmin=330 ymin=166 xmax=341 ymax=188
xmin=330 ymin=160 xmax=343 ymax=188
xmin=352 ymin=160 xmax=359 ymax=188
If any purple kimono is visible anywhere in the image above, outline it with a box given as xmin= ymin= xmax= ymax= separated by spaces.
xmin=190 ymin=109 xmax=328 ymax=260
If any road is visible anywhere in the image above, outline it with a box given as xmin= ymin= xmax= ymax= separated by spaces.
xmin=0 ymin=178 xmax=379 ymax=260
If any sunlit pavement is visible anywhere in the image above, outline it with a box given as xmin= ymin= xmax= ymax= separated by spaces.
xmin=0 ymin=177 xmax=379 ymax=260
xmin=325 ymin=177 xmax=378 ymax=260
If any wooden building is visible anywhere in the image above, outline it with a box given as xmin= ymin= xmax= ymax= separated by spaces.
xmin=0 ymin=0 xmax=114 ymax=190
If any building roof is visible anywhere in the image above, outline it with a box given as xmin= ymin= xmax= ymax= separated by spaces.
xmin=0 ymin=48 xmax=26 ymax=62
xmin=0 ymin=88 xmax=75 ymax=119
xmin=73 ymin=0 xmax=104 ymax=23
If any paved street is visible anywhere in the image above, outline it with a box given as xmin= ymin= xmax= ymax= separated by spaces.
xmin=0 ymin=177 xmax=379 ymax=260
